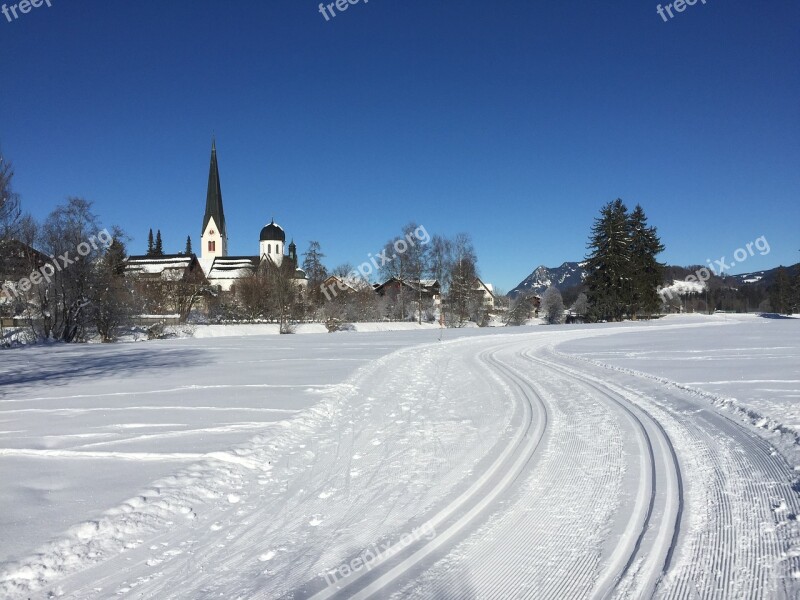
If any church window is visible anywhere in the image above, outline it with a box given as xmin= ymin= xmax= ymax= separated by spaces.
xmin=268 ymin=244 xmax=272 ymax=254
xmin=208 ymin=241 xmax=215 ymax=252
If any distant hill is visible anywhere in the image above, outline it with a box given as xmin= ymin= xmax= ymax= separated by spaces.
xmin=507 ymin=261 xmax=799 ymax=300
xmin=721 ymin=263 xmax=799 ymax=288
xmin=507 ymin=262 xmax=587 ymax=299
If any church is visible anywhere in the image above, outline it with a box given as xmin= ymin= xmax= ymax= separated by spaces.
xmin=126 ymin=141 xmax=308 ymax=293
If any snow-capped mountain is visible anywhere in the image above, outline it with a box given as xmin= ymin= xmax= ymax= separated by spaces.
xmin=508 ymin=261 xmax=587 ymax=298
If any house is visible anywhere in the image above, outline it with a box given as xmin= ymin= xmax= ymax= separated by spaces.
xmin=374 ymin=278 xmax=440 ymax=303
xmin=473 ymin=277 xmax=497 ymax=309
xmin=0 ymin=239 xmax=50 ymax=316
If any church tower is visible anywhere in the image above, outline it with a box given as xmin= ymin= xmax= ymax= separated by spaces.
xmin=260 ymin=220 xmax=286 ymax=267
xmin=201 ymin=139 xmax=228 ymax=261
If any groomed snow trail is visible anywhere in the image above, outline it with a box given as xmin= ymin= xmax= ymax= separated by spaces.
xmin=2 ymin=323 xmax=799 ymax=599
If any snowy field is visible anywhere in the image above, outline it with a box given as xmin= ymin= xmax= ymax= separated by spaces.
xmin=560 ymin=314 xmax=800 ymax=437
xmin=1 ymin=316 xmax=799 ymax=599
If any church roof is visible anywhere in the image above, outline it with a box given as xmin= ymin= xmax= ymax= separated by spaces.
xmin=202 ymin=140 xmax=227 ymax=239
xmin=206 ymin=256 xmax=259 ymax=280
xmin=260 ymin=220 xmax=286 ymax=242
xmin=124 ymin=254 xmax=201 ymax=278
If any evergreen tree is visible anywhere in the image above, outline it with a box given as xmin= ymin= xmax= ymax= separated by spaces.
xmin=147 ymin=228 xmax=155 ymax=256
xmin=769 ymin=268 xmax=792 ymax=314
xmin=584 ymin=199 xmax=632 ymax=321
xmin=185 ymin=235 xmax=193 ymax=255
xmin=302 ymin=241 xmax=328 ymax=306
xmin=628 ymin=204 xmax=665 ymax=318
xmin=154 ymin=229 xmax=164 ymax=256
xmin=793 ymin=269 xmax=800 ymax=315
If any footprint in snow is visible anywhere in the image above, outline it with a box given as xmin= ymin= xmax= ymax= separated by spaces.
xmin=258 ymin=551 xmax=276 ymax=562
xmin=371 ymin=439 xmax=382 ymax=446
xmin=210 ymin=522 xmax=223 ymax=531
xmin=227 ymin=494 xmax=241 ymax=504
xmin=309 ymin=516 xmax=323 ymax=526
xmin=318 ymin=490 xmax=335 ymax=499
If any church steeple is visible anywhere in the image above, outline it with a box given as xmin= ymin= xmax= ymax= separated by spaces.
xmin=201 ymin=139 xmax=228 ymax=260
xmin=202 ymin=139 xmax=226 ymax=239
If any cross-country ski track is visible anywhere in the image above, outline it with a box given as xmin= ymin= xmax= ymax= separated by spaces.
xmin=1 ymin=321 xmax=799 ymax=599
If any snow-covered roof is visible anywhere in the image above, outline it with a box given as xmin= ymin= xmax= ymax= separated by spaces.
xmin=206 ymin=257 xmax=258 ymax=281
xmin=125 ymin=255 xmax=195 ymax=276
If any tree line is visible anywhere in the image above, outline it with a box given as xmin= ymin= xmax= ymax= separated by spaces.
xmin=218 ymin=223 xmax=493 ymax=329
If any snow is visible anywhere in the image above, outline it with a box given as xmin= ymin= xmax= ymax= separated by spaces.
xmin=1 ymin=316 xmax=799 ymax=598
xmin=660 ymin=278 xmax=706 ymax=296
xmin=559 ymin=312 xmax=800 ymax=448
xmin=190 ymin=321 xmax=442 ymax=338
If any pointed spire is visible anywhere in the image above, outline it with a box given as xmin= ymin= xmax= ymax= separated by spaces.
xmin=202 ymin=138 xmax=226 ymax=240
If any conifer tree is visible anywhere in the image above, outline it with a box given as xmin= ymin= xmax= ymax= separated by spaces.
xmin=793 ymin=269 xmax=800 ymax=315
xmin=302 ymin=241 xmax=328 ymax=306
xmin=185 ymin=235 xmax=193 ymax=256
xmin=154 ymin=229 xmax=164 ymax=256
xmin=584 ymin=199 xmax=632 ymax=321
xmin=147 ymin=228 xmax=155 ymax=256
xmin=770 ymin=268 xmax=792 ymax=314
xmin=628 ymin=204 xmax=665 ymax=318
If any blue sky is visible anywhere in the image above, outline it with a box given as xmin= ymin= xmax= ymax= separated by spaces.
xmin=1 ymin=0 xmax=798 ymax=291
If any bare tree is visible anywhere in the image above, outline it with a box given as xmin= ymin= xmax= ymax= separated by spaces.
xmin=238 ymin=262 xmax=298 ymax=332
xmin=571 ymin=292 xmax=589 ymax=317
xmin=237 ymin=269 xmax=271 ymax=321
xmin=0 ymin=150 xmax=21 ymax=241
xmin=506 ymin=295 xmax=534 ymax=326
xmin=267 ymin=262 xmax=299 ymax=333
xmin=445 ymin=233 xmax=479 ymax=326
xmin=541 ymin=286 xmax=565 ymax=324
xmin=400 ymin=223 xmax=431 ymax=324
xmin=89 ymin=227 xmax=133 ymax=341
xmin=332 ymin=263 xmax=354 ymax=278
xmin=429 ymin=234 xmax=453 ymax=294
xmin=34 ymin=198 xmax=102 ymax=341
xmin=168 ymin=268 xmax=208 ymax=324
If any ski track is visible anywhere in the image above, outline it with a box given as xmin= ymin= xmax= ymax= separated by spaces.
xmin=1 ymin=322 xmax=799 ymax=599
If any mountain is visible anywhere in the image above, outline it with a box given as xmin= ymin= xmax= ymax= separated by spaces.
xmin=508 ymin=261 xmax=800 ymax=301
xmin=508 ymin=261 xmax=587 ymax=298
xmin=721 ymin=263 xmax=799 ymax=288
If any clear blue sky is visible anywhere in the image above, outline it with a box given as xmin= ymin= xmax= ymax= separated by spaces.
xmin=1 ymin=0 xmax=798 ymax=291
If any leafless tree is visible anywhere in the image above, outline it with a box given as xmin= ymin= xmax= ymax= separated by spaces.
xmin=0 ymin=151 xmax=21 ymax=241
xmin=541 ymin=286 xmax=565 ymax=325
xmin=89 ymin=227 xmax=133 ymax=341
xmin=571 ymin=292 xmax=589 ymax=316
xmin=506 ymin=295 xmax=534 ymax=326
xmin=445 ymin=233 xmax=480 ymax=326
xmin=34 ymin=198 xmax=102 ymax=341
